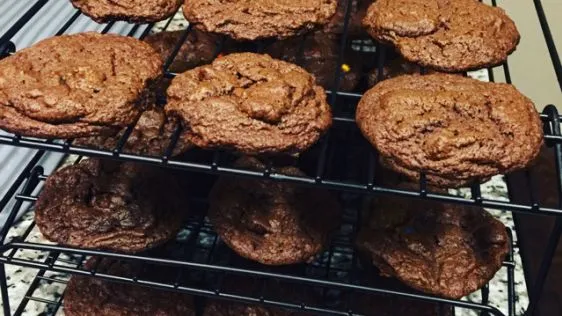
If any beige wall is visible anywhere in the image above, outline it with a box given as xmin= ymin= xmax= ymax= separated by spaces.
xmin=491 ymin=0 xmax=562 ymax=111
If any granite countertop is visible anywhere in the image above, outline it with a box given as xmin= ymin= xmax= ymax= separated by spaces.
xmin=0 ymin=10 xmax=530 ymax=316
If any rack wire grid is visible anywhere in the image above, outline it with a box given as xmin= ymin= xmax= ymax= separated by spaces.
xmin=0 ymin=0 xmax=560 ymax=315
xmin=0 ymin=155 xmax=517 ymax=316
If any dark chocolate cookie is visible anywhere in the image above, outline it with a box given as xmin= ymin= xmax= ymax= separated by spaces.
xmin=362 ymin=0 xmax=520 ymax=72
xmin=204 ymin=300 xmax=312 ymax=316
xmin=144 ymin=30 xmax=218 ymax=73
xmin=35 ymin=159 xmax=186 ymax=253
xmin=356 ymin=74 xmax=543 ymax=188
xmin=166 ymin=53 xmax=332 ymax=155
xmin=266 ymin=33 xmax=360 ymax=92
xmin=203 ymin=276 xmax=317 ymax=315
xmin=70 ymin=0 xmax=182 ymax=23
xmin=183 ymin=0 xmax=338 ymax=41
xmin=0 ymin=32 xmax=162 ymax=139
xmin=74 ymin=106 xmax=191 ymax=157
xmin=208 ymin=157 xmax=341 ymax=265
xmin=356 ymin=186 xmax=509 ymax=299
xmin=323 ymin=0 xmax=370 ymax=36
xmin=65 ymin=258 xmax=195 ymax=316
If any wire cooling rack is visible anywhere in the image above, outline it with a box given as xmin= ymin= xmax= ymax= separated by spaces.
xmin=0 ymin=0 xmax=561 ymax=315
xmin=0 ymin=156 xmax=517 ymax=316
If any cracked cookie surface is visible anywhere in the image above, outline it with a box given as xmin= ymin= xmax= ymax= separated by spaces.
xmin=65 ymin=258 xmax=195 ymax=316
xmin=356 ymin=74 xmax=543 ymax=188
xmin=35 ymin=159 xmax=187 ymax=253
xmin=70 ymin=0 xmax=182 ymax=23
xmin=0 ymin=32 xmax=162 ymax=138
xmin=363 ymin=0 xmax=520 ymax=71
xmin=166 ymin=53 xmax=332 ymax=155
xmin=208 ymin=157 xmax=341 ymax=265
xmin=183 ymin=0 xmax=337 ymax=40
xmin=356 ymin=184 xmax=509 ymax=299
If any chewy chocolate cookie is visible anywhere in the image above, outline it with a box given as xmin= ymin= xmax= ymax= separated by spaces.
xmin=183 ymin=0 xmax=338 ymax=41
xmin=266 ymin=33 xmax=360 ymax=92
xmin=74 ymin=106 xmax=191 ymax=157
xmin=144 ymin=30 xmax=218 ymax=73
xmin=362 ymin=0 xmax=520 ymax=72
xmin=356 ymin=187 xmax=509 ymax=299
xmin=208 ymin=157 xmax=341 ymax=265
xmin=70 ymin=0 xmax=182 ymax=23
xmin=35 ymin=159 xmax=186 ymax=253
xmin=0 ymin=32 xmax=161 ymax=139
xmin=65 ymin=258 xmax=195 ymax=316
xmin=323 ymin=0 xmax=367 ymax=36
xmin=356 ymin=74 xmax=543 ymax=188
xmin=166 ymin=53 xmax=332 ymax=155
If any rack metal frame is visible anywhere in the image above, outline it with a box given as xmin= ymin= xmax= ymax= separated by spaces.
xmin=0 ymin=0 xmax=561 ymax=315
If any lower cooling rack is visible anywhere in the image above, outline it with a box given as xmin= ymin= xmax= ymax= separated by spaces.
xmin=0 ymin=161 xmax=517 ymax=316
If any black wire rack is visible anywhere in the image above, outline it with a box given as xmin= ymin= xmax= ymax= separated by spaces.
xmin=0 ymin=156 xmax=518 ymax=316
xmin=0 ymin=0 xmax=561 ymax=315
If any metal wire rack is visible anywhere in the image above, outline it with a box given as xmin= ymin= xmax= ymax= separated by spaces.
xmin=0 ymin=157 xmax=517 ymax=316
xmin=0 ymin=0 xmax=561 ymax=315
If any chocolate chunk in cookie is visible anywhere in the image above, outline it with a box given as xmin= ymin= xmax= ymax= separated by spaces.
xmin=70 ymin=0 xmax=182 ymax=23
xmin=65 ymin=258 xmax=195 ymax=316
xmin=74 ymin=106 xmax=191 ymax=157
xmin=144 ymin=30 xmax=218 ymax=73
xmin=266 ymin=33 xmax=360 ymax=92
xmin=0 ymin=32 xmax=162 ymax=139
xmin=35 ymin=159 xmax=187 ymax=253
xmin=208 ymin=157 xmax=341 ymax=265
xmin=183 ymin=0 xmax=338 ymax=41
xmin=356 ymin=74 xmax=543 ymax=188
xmin=362 ymin=0 xmax=520 ymax=71
xmin=356 ymin=185 xmax=509 ymax=298
xmin=166 ymin=53 xmax=332 ymax=155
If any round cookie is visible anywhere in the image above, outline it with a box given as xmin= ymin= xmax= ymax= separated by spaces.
xmin=208 ymin=157 xmax=341 ymax=265
xmin=266 ymin=33 xmax=360 ymax=92
xmin=74 ymin=106 xmax=191 ymax=157
xmin=34 ymin=159 xmax=186 ymax=253
xmin=356 ymin=74 xmax=543 ymax=188
xmin=65 ymin=258 xmax=195 ymax=316
xmin=362 ymin=0 xmax=520 ymax=72
xmin=144 ymin=30 xmax=218 ymax=73
xmin=0 ymin=32 xmax=162 ymax=139
xmin=204 ymin=300 xmax=312 ymax=316
xmin=356 ymin=186 xmax=509 ymax=299
xmin=70 ymin=0 xmax=182 ymax=23
xmin=182 ymin=0 xmax=338 ymax=41
xmin=166 ymin=53 xmax=332 ymax=155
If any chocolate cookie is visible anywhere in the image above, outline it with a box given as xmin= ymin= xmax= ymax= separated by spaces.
xmin=208 ymin=157 xmax=341 ymax=265
xmin=367 ymin=58 xmax=429 ymax=87
xmin=144 ymin=30 xmax=218 ymax=73
xmin=35 ymin=159 xmax=186 ymax=253
xmin=204 ymin=300 xmax=311 ymax=316
xmin=65 ymin=258 xmax=195 ymax=316
xmin=362 ymin=0 xmax=520 ymax=72
xmin=0 ymin=32 xmax=162 ymax=139
xmin=166 ymin=53 xmax=332 ymax=155
xmin=183 ymin=0 xmax=338 ymax=41
xmin=203 ymin=276 xmax=317 ymax=315
xmin=74 ymin=106 xmax=191 ymax=157
xmin=356 ymin=187 xmax=509 ymax=298
xmin=266 ymin=33 xmax=360 ymax=92
xmin=70 ymin=0 xmax=182 ymax=23
xmin=356 ymin=74 xmax=543 ymax=188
